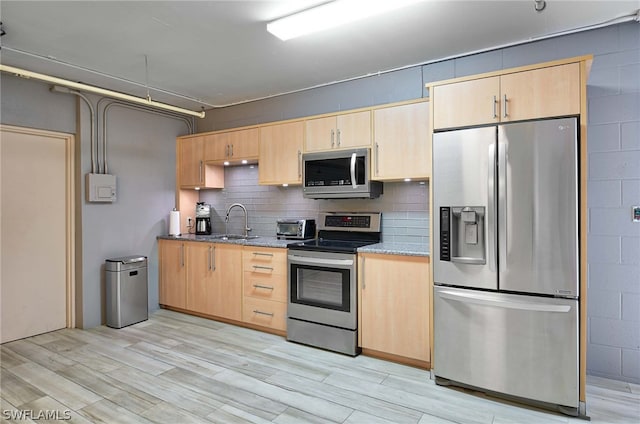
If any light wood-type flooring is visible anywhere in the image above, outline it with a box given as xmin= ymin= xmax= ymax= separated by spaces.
xmin=1 ymin=309 xmax=638 ymax=423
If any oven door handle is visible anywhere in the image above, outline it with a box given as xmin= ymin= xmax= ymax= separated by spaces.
xmin=288 ymin=255 xmax=354 ymax=267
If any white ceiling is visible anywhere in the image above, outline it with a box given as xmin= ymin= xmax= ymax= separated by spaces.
xmin=1 ymin=1 xmax=639 ymax=112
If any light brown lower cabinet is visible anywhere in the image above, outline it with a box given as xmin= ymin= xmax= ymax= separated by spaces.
xmin=242 ymin=246 xmax=287 ymax=332
xmin=242 ymin=297 xmax=287 ymax=331
xmin=160 ymin=241 xmax=432 ymax=359
xmin=186 ymin=242 xmax=242 ymax=321
xmin=358 ymin=253 xmax=430 ymax=364
xmin=159 ymin=239 xmax=187 ymax=309
xmin=159 ymin=239 xmax=242 ymax=321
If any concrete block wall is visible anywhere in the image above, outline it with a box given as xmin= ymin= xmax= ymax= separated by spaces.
xmin=584 ymin=24 xmax=640 ymax=383
xmin=201 ymin=22 xmax=640 ymax=383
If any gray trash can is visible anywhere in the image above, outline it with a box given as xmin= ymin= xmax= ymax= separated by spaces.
xmin=105 ymin=255 xmax=148 ymax=328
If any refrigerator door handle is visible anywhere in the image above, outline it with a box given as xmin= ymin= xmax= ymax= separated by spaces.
xmin=438 ymin=290 xmax=572 ymax=313
xmin=487 ymin=143 xmax=497 ymax=272
xmin=498 ymin=142 xmax=508 ymax=271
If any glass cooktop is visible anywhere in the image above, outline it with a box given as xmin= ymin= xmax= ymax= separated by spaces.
xmin=287 ymin=238 xmax=377 ymax=254
xmin=287 ymin=212 xmax=382 ymax=253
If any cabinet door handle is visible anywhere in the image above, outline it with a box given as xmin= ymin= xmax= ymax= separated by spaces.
xmin=211 ymin=245 xmax=216 ymax=271
xmin=493 ymin=96 xmax=498 ymax=119
xmin=230 ymin=144 xmax=234 ymax=157
xmin=253 ymin=284 xmax=274 ymax=290
xmin=208 ymin=245 xmax=212 ymax=270
xmin=199 ymin=160 xmax=203 ymax=183
xmin=225 ymin=144 xmax=229 ymax=158
xmin=503 ymin=94 xmax=509 ymax=118
xmin=331 ymin=129 xmax=335 ymax=148
xmin=253 ymin=252 xmax=274 ymax=257
xmin=253 ymin=310 xmax=274 ymax=317
xmin=180 ymin=244 xmax=185 ymax=268
xmin=297 ymin=150 xmax=302 ymax=178
xmin=253 ymin=265 xmax=273 ymax=271
xmin=375 ymin=142 xmax=380 ymax=176
xmin=336 ymin=129 xmax=341 ymax=146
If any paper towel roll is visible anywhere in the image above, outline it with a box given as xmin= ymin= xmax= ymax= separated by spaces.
xmin=169 ymin=209 xmax=181 ymax=236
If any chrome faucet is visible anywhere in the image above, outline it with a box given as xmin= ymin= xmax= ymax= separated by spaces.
xmin=225 ymin=203 xmax=251 ymax=237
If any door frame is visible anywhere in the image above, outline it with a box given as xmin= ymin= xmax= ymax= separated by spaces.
xmin=0 ymin=124 xmax=76 ymax=330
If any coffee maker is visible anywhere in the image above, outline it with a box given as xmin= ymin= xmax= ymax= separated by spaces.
xmin=195 ymin=202 xmax=212 ymax=235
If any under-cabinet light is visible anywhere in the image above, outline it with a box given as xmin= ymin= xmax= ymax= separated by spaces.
xmin=0 ymin=64 xmax=205 ymax=118
xmin=224 ymin=161 xmax=230 ymax=166
xmin=267 ymin=0 xmax=422 ymax=41
xmin=282 ymin=183 xmax=289 ymax=187
xmin=242 ymin=160 xmax=248 ymax=164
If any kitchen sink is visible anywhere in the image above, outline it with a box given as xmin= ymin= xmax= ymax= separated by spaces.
xmin=211 ymin=234 xmax=260 ymax=240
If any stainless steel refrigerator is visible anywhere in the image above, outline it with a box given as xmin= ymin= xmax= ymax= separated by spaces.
xmin=432 ymin=117 xmax=580 ymax=415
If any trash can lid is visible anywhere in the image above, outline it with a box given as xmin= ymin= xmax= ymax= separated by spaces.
xmin=106 ymin=255 xmax=147 ymax=264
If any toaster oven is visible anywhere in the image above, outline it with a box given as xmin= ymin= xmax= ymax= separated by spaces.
xmin=276 ymin=219 xmax=316 ymax=240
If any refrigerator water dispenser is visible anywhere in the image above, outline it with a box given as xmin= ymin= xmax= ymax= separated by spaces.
xmin=440 ymin=206 xmax=486 ymax=265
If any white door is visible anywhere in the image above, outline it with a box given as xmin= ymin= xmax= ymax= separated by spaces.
xmin=1 ymin=126 xmax=73 ymax=343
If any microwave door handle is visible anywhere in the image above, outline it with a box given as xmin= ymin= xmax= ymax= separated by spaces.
xmin=350 ymin=152 xmax=357 ymax=189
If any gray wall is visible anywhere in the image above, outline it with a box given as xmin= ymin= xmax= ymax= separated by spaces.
xmin=199 ymin=22 xmax=640 ymax=384
xmin=77 ymin=99 xmax=189 ymax=328
xmin=0 ymin=75 xmax=189 ymax=329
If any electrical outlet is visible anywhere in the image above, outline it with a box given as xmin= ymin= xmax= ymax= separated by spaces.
xmin=187 ymin=217 xmax=193 ymax=227
xmin=633 ymin=206 xmax=640 ymax=223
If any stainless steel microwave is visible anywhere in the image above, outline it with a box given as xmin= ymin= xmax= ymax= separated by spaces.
xmin=302 ymin=148 xmax=383 ymax=199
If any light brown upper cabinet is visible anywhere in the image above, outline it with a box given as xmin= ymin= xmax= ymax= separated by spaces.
xmin=433 ymin=62 xmax=580 ymax=130
xmin=178 ymin=136 xmax=224 ymax=189
xmin=204 ymin=128 xmax=259 ymax=165
xmin=203 ymin=132 xmax=229 ymax=162
xmin=179 ymin=136 xmax=204 ymax=187
xmin=259 ymin=121 xmax=304 ymax=185
xmin=373 ymin=101 xmax=430 ymax=181
xmin=305 ymin=110 xmax=371 ymax=152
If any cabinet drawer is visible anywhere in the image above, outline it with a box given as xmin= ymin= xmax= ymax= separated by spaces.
xmin=243 ymin=271 xmax=287 ymax=302
xmin=242 ymin=297 xmax=286 ymax=331
xmin=243 ymin=247 xmax=287 ymax=274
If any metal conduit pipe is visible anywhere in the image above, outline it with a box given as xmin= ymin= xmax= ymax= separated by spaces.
xmin=50 ymin=85 xmax=98 ymax=173
xmin=97 ymin=98 xmax=194 ymax=174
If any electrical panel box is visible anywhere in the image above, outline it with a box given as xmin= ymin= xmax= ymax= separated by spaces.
xmin=86 ymin=173 xmax=116 ymax=202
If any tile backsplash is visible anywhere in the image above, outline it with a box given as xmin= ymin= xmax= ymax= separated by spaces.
xmin=198 ymin=165 xmax=429 ymax=244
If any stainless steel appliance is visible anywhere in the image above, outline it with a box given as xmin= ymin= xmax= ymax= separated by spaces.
xmin=276 ymin=219 xmax=316 ymax=240
xmin=105 ymin=256 xmax=148 ymax=329
xmin=287 ymin=212 xmax=381 ymax=355
xmin=432 ymin=117 xmax=580 ymax=415
xmin=302 ymin=148 xmax=383 ymax=199
xmin=195 ymin=202 xmax=212 ymax=235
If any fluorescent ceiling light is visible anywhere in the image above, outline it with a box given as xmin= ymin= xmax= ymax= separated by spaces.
xmin=0 ymin=64 xmax=205 ymax=118
xmin=267 ymin=0 xmax=422 ymax=41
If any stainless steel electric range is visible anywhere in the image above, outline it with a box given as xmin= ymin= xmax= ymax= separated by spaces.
xmin=286 ymin=212 xmax=381 ymax=356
